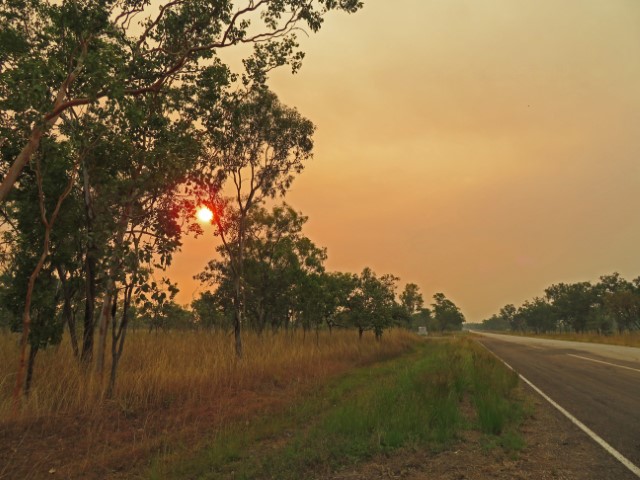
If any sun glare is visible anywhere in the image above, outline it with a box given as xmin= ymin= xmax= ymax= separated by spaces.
xmin=196 ymin=206 xmax=214 ymax=223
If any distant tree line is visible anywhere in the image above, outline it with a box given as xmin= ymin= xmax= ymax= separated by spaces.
xmin=91 ymin=201 xmax=466 ymax=341
xmin=471 ymin=273 xmax=640 ymax=334
xmin=189 ymin=204 xmax=465 ymax=339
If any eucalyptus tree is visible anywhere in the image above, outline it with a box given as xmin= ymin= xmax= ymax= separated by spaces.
xmin=244 ymin=205 xmax=326 ymax=334
xmin=2 ymin=91 xmax=198 ymax=400
xmin=517 ymin=297 xmax=555 ymax=334
xmin=411 ymin=307 xmax=432 ymax=331
xmin=195 ymin=89 xmax=314 ymax=357
xmin=478 ymin=314 xmax=510 ymax=331
xmin=604 ymin=291 xmax=640 ymax=332
xmin=0 ymin=0 xmax=363 ymax=203
xmin=3 ymin=136 xmax=79 ymax=402
xmin=4 ymin=258 xmax=60 ymax=396
xmin=261 ymin=206 xmax=327 ymax=333
xmin=399 ymin=282 xmax=423 ymax=328
xmin=590 ymin=272 xmax=637 ymax=332
xmin=295 ymin=272 xmax=328 ymax=341
xmin=76 ymin=93 xmax=200 ymax=379
xmin=400 ymin=283 xmax=423 ymax=315
xmin=197 ymin=203 xmax=326 ymax=334
xmin=498 ymin=304 xmax=520 ymax=331
xmin=191 ymin=291 xmax=230 ymax=330
xmin=544 ymin=282 xmax=595 ymax=333
xmin=321 ymin=271 xmax=358 ymax=334
xmin=348 ymin=267 xmax=398 ymax=340
xmin=430 ymin=292 xmax=465 ymax=332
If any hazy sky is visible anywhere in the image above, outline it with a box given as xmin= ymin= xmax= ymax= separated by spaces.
xmin=167 ymin=0 xmax=640 ymax=322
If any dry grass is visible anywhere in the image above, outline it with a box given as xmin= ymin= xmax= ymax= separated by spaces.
xmin=0 ymin=328 xmax=417 ymax=479
xmin=492 ymin=330 xmax=640 ymax=348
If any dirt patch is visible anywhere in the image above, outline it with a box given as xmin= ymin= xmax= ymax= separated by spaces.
xmin=328 ymin=383 xmax=636 ymax=480
xmin=0 ymin=368 xmax=336 ymax=480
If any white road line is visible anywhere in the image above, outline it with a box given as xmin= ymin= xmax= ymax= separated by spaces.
xmin=567 ymin=354 xmax=640 ymax=374
xmin=478 ymin=342 xmax=640 ymax=478
xmin=517 ymin=373 xmax=640 ymax=478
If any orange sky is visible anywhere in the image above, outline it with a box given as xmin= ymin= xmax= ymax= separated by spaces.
xmin=167 ymin=0 xmax=640 ymax=322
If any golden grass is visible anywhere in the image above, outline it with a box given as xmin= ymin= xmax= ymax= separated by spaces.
xmin=0 ymin=328 xmax=417 ymax=421
xmin=0 ymin=329 xmax=418 ymax=479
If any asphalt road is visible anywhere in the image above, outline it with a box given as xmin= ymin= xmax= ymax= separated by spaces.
xmin=474 ymin=332 xmax=640 ymax=477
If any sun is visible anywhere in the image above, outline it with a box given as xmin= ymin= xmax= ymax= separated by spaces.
xmin=196 ymin=206 xmax=214 ymax=223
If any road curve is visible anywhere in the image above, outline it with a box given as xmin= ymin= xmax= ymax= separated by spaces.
xmin=474 ymin=332 xmax=640 ymax=478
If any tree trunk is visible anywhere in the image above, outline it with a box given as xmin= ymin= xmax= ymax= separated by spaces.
xmin=56 ymin=265 xmax=79 ymax=357
xmin=232 ymin=260 xmax=243 ymax=358
xmin=95 ymin=279 xmax=115 ymax=377
xmin=214 ymin=197 xmax=247 ymax=359
xmin=108 ymin=285 xmax=131 ymax=398
xmin=0 ymin=126 xmax=45 ymax=203
xmin=256 ymin=303 xmax=266 ymax=336
xmin=233 ymin=289 xmax=243 ymax=359
xmin=358 ymin=327 xmax=364 ymax=340
xmin=81 ymin=253 xmax=96 ymax=364
xmin=81 ymin=160 xmax=96 ymax=364
xmin=24 ymin=344 xmax=39 ymax=397
xmin=65 ymin=300 xmax=79 ymax=358
xmin=13 ymin=159 xmax=76 ymax=412
xmin=95 ymin=208 xmax=130 ymax=376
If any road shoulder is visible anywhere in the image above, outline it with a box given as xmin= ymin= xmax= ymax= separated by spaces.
xmin=328 ymin=382 xmax=637 ymax=480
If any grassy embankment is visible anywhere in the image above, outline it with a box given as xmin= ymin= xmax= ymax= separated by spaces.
xmin=0 ymin=329 xmax=414 ymax=420
xmin=477 ymin=330 xmax=640 ymax=348
xmin=0 ymin=331 xmax=525 ymax=479
xmin=151 ymin=336 xmax=526 ymax=480
xmin=0 ymin=329 xmax=415 ymax=479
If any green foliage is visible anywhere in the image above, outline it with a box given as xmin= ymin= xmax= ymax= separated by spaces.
xmin=136 ymin=280 xmax=192 ymax=331
xmin=0 ymin=140 xmax=78 ymax=352
xmin=431 ymin=292 xmax=465 ymax=332
xmin=193 ymin=85 xmax=316 ymax=357
xmin=195 ymin=88 xmax=315 ymax=202
xmin=604 ymin=291 xmax=640 ymax=332
xmin=396 ymin=283 xmax=425 ymax=330
xmin=545 ymin=282 xmax=594 ymax=333
xmin=191 ymin=291 xmax=230 ymax=330
xmin=348 ymin=267 xmax=398 ymax=339
xmin=197 ymin=203 xmax=327 ymax=333
xmin=489 ymin=271 xmax=640 ymax=334
xmin=474 ymin=314 xmax=510 ymax=331
xmin=499 ymin=304 xmax=518 ymax=331
xmin=3 ymin=263 xmax=62 ymax=349
xmin=599 ymin=273 xmax=640 ymax=332
xmin=400 ymin=282 xmax=424 ymax=315
xmin=410 ymin=307 xmax=432 ymax=330
xmin=514 ymin=298 xmax=555 ymax=334
xmin=0 ymin=0 xmax=363 ymax=133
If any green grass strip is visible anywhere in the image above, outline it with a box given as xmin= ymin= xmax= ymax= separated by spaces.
xmin=149 ymin=336 xmax=525 ymax=480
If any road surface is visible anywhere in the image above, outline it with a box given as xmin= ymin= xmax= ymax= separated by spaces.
xmin=475 ymin=332 xmax=640 ymax=478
